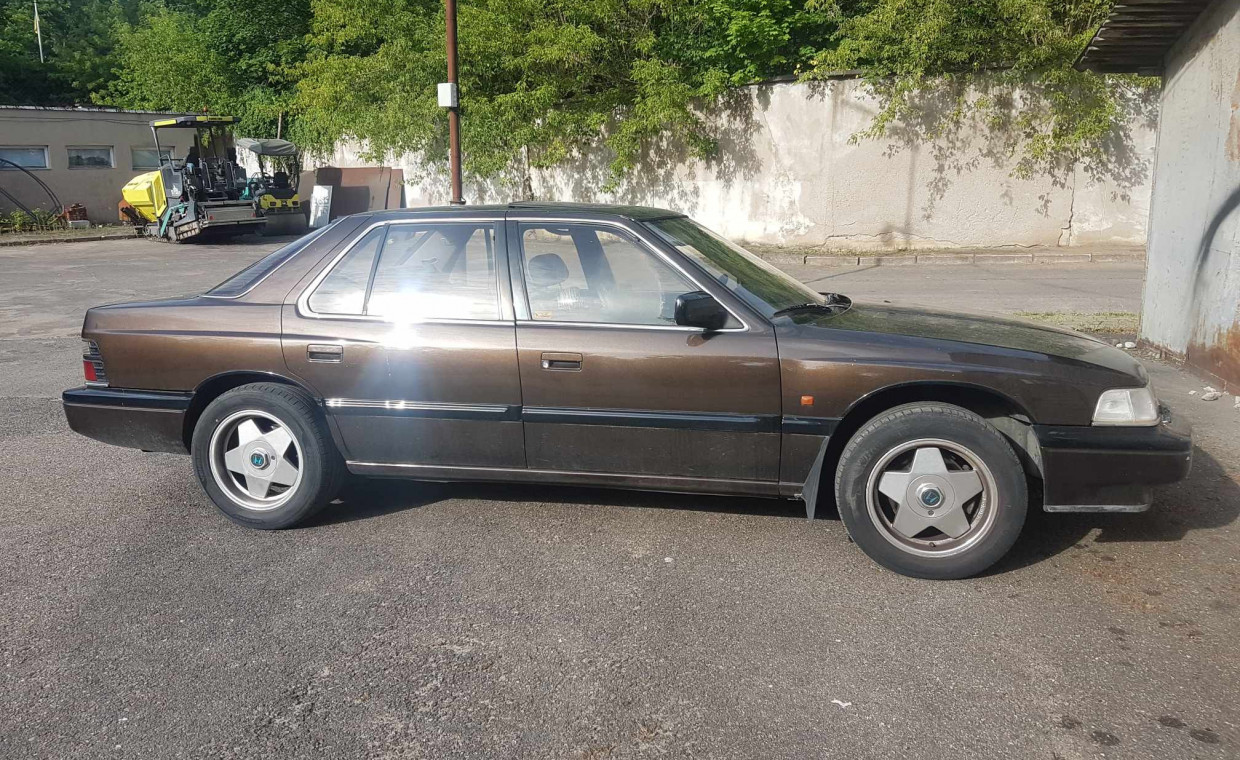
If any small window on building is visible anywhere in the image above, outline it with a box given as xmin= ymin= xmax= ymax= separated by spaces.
xmin=131 ymin=147 xmax=172 ymax=171
xmin=0 ymin=146 xmax=49 ymax=170
xmin=67 ymin=146 xmax=114 ymax=169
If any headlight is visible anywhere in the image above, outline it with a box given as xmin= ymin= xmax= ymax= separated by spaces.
xmin=1093 ymin=386 xmax=1159 ymax=426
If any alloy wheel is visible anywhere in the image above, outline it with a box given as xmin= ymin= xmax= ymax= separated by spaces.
xmin=864 ymin=437 xmax=999 ymax=558
xmin=208 ymin=409 xmax=304 ymax=511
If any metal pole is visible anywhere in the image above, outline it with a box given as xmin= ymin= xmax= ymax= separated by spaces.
xmin=34 ymin=1 xmax=44 ymax=63
xmin=444 ymin=0 xmax=463 ymax=205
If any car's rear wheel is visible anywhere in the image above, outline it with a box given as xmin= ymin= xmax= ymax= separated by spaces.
xmin=191 ymin=382 xmax=344 ymax=529
xmin=834 ymin=403 xmax=1027 ymax=579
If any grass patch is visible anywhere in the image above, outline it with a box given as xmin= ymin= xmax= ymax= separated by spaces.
xmin=1013 ymin=311 xmax=1139 ymax=334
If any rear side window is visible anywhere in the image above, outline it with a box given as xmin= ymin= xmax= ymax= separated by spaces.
xmin=306 ymin=222 xmax=501 ymax=321
xmin=368 ymin=224 xmax=499 ymax=320
xmin=206 ymin=221 xmax=339 ymax=298
xmin=306 ymin=227 xmax=385 ymax=314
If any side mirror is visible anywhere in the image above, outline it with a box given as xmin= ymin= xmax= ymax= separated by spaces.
xmin=674 ymin=290 xmax=728 ymax=331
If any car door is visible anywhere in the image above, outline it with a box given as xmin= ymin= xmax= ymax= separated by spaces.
xmin=282 ymin=216 xmax=524 ymax=469
xmin=508 ymin=214 xmax=782 ymax=487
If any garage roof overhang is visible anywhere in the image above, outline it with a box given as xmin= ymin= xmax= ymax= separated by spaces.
xmin=1075 ymin=0 xmax=1216 ymax=75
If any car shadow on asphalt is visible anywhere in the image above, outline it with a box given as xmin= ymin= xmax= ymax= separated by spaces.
xmin=307 ymin=446 xmax=1237 ymax=577
xmin=987 ymin=446 xmax=1239 ymax=575
xmin=307 ymin=477 xmax=806 ymax=529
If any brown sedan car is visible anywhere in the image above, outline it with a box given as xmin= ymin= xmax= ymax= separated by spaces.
xmin=63 ymin=203 xmax=1192 ymax=578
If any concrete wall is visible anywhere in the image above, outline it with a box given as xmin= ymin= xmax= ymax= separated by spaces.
xmin=0 ymin=107 xmax=188 ymax=224
xmin=318 ymin=77 xmax=1156 ymax=251
xmin=1139 ymin=0 xmax=1240 ymax=390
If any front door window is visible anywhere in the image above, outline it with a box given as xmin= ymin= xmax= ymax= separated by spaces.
xmin=519 ymin=224 xmax=698 ymax=327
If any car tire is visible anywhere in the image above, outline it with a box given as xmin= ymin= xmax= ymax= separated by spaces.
xmin=191 ymin=382 xmax=344 ymax=529
xmin=834 ymin=402 xmax=1027 ymax=580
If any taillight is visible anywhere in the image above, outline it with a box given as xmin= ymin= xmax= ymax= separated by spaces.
xmin=82 ymin=340 xmax=108 ymax=386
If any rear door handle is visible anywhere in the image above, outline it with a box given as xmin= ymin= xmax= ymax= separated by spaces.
xmin=540 ymin=352 xmax=582 ymax=371
xmin=308 ymin=344 xmax=343 ymax=363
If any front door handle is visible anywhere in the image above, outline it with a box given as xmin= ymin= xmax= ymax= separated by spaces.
xmin=308 ymin=344 xmax=343 ymax=363
xmin=540 ymin=352 xmax=582 ymax=371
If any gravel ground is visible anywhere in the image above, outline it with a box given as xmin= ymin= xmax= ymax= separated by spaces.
xmin=0 ymin=236 xmax=1236 ymax=759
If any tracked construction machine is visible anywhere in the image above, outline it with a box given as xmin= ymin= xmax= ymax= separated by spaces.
xmin=120 ymin=115 xmax=265 ymax=242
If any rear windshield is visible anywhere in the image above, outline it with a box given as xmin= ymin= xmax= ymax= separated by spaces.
xmin=205 ymin=221 xmax=339 ymax=297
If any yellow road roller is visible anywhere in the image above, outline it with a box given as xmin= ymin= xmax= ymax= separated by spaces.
xmin=235 ymin=137 xmax=308 ymax=236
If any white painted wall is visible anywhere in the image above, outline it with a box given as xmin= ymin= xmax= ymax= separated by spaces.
xmin=316 ymin=77 xmax=1156 ymax=251
xmin=1139 ymin=0 xmax=1240 ymax=388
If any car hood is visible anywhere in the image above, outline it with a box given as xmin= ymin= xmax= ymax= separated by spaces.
xmin=785 ymin=302 xmax=1147 ymax=381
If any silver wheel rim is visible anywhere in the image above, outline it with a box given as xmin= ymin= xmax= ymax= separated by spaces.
xmin=864 ymin=437 xmax=998 ymax=558
xmin=208 ymin=410 xmax=304 ymax=512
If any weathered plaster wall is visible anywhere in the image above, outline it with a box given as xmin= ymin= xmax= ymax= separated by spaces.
xmin=319 ymin=77 xmax=1156 ymax=251
xmin=1139 ymin=0 xmax=1240 ymax=390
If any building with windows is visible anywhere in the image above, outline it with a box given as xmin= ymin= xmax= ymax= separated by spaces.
xmin=0 ymin=106 xmax=191 ymax=224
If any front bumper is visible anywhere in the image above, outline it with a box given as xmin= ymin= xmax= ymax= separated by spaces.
xmin=1034 ymin=407 xmax=1192 ymax=512
xmin=62 ymin=387 xmax=191 ymax=454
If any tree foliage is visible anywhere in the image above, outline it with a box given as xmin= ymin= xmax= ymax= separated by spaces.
xmin=655 ymin=0 xmax=836 ymax=85
xmin=0 ymin=0 xmax=1144 ymax=186
xmin=292 ymin=0 xmax=835 ymax=187
xmin=95 ymin=0 xmax=310 ymax=138
xmin=0 ymin=0 xmax=133 ymax=105
xmin=806 ymin=0 xmax=1154 ymax=176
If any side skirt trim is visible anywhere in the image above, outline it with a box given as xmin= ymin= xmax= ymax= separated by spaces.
xmin=1043 ymin=502 xmax=1151 ymax=513
xmin=782 ymin=416 xmax=839 ymax=436
xmin=346 ymin=461 xmax=783 ymax=497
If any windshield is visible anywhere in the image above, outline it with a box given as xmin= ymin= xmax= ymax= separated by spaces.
xmin=648 ymin=217 xmax=826 ymax=317
xmin=205 ymin=221 xmax=339 ymax=297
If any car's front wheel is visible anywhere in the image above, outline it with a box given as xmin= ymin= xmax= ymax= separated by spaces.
xmin=191 ymin=382 xmax=344 ymax=529
xmin=834 ymin=402 xmax=1027 ymax=579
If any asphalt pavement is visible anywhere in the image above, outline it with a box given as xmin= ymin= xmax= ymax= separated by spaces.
xmin=1 ymin=235 xmax=1237 ymax=759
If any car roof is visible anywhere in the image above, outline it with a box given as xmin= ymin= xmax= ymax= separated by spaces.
xmin=362 ymin=202 xmax=685 ymax=223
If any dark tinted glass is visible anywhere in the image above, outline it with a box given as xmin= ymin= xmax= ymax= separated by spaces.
xmin=206 ymin=221 xmax=339 ymax=297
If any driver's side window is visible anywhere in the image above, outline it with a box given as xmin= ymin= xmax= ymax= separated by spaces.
xmin=519 ymin=224 xmax=695 ymax=326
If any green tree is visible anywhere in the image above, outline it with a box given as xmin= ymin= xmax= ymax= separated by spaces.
xmin=806 ymin=0 xmax=1155 ymax=177
xmin=3 ymin=0 xmax=1143 ymax=190
xmin=0 ymin=0 xmax=128 ymax=105
xmin=293 ymin=0 xmax=840 ymax=190
xmin=95 ymin=0 xmax=309 ymax=138
xmin=655 ymin=0 xmax=836 ymax=85
xmin=97 ymin=7 xmax=230 ymax=112
xmin=298 ymin=0 xmax=672 ymax=188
